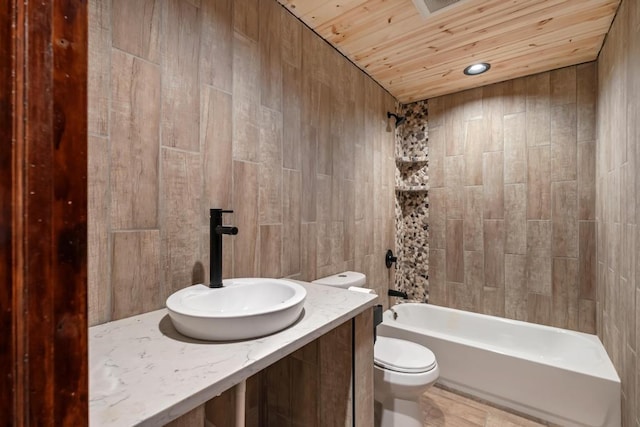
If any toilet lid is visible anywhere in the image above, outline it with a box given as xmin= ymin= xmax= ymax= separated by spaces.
xmin=374 ymin=336 xmax=437 ymax=373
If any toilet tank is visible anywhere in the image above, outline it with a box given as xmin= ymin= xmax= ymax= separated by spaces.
xmin=311 ymin=271 xmax=366 ymax=289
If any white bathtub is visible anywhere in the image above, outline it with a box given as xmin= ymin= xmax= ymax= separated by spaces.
xmin=377 ymin=303 xmax=621 ymax=427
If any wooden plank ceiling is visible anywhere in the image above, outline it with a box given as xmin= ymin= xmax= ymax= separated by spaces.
xmin=276 ymin=0 xmax=620 ymax=102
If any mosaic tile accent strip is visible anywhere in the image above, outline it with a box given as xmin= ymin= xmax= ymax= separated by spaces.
xmin=394 ymin=100 xmax=430 ymax=302
xmin=396 ymin=100 xmax=429 ymax=159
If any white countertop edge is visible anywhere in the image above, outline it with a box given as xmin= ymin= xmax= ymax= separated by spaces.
xmin=89 ymin=280 xmax=378 ymax=426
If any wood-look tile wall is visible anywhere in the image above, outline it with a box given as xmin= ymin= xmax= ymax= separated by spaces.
xmin=88 ymin=0 xmax=396 ymax=326
xmin=427 ymin=64 xmax=597 ymax=333
xmin=596 ymin=0 xmax=639 ymax=424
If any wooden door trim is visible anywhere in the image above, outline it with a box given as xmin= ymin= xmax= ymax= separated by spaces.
xmin=1 ymin=1 xmax=88 ymax=425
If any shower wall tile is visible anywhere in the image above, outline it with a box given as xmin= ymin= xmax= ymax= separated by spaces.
xmin=232 ymin=33 xmax=260 ymax=162
xmin=483 ymin=220 xmax=504 ymax=288
xmin=429 ymin=126 xmax=445 ymax=188
xmin=315 ymin=84 xmax=334 ymax=177
xmin=550 ymin=66 xmax=576 ymax=106
xmin=526 ymin=145 xmax=551 ymax=220
xmin=503 ymin=77 xmax=526 ymax=115
xmin=446 ymin=219 xmax=464 ymax=283
xmin=202 ymin=87 xmax=232 ymax=216
xmin=111 ymin=0 xmax=160 ymax=63
xmin=259 ymin=107 xmax=283 ymax=224
xmin=445 ymin=156 xmax=464 ymax=219
xmin=110 ymin=50 xmax=160 ymax=230
xmin=282 ymin=170 xmax=301 ymax=277
xmin=316 ymin=224 xmax=331 ymax=271
xmin=444 ymin=93 xmax=465 ymax=156
xmin=429 ymin=188 xmax=447 ymax=249
xmin=160 ymin=149 xmax=202 ymax=298
xmin=504 ymin=112 xmax=526 ymax=184
xmin=463 ymin=186 xmax=484 ymax=251
xmin=578 ymin=141 xmax=596 ymax=220
xmin=551 ymin=257 xmax=578 ymax=329
xmin=464 ymin=119 xmax=484 ymax=186
xmin=464 ymin=250 xmax=484 ymax=301
xmin=483 ymin=286 xmax=505 ymax=317
xmin=200 ymin=0 xmax=233 ymax=92
xmin=551 ymin=181 xmax=578 ymax=258
xmin=233 ymin=0 xmax=259 ymax=41
xmin=526 ymin=220 xmax=552 ymax=295
xmin=505 ymin=254 xmax=527 ymax=321
xmin=330 ymin=221 xmax=346 ymax=266
xmin=259 ymin=224 xmax=282 ymax=278
xmin=483 ymin=151 xmax=504 ymax=219
xmin=259 ymin=0 xmax=282 ymax=112
xmin=447 ymin=282 xmax=476 ymax=312
xmin=111 ymin=230 xmax=161 ymax=320
xmin=598 ymin=3 xmax=640 ymax=411
xmin=429 ymin=249 xmax=446 ymax=306
xmin=577 ymin=62 xmax=597 ymax=143
xmin=482 ymin=83 xmax=504 ymax=153
xmin=525 ymin=73 xmax=551 ymax=147
xmin=550 ymin=104 xmax=577 ymax=182
xmin=463 ymin=87 xmax=483 ymax=120
xmin=88 ymin=135 xmax=111 ymax=326
xmin=504 ymin=184 xmax=526 ymax=255
xmin=88 ymin=0 xmax=111 ymax=136
xmin=281 ymin=10 xmax=301 ymax=68
xmin=234 ymin=160 xmax=260 ymax=278
xmin=161 ymin=0 xmax=201 ymax=152
xmin=283 ymin=63 xmax=302 ymax=170
xmin=527 ymin=293 xmax=551 ymax=326
xmin=300 ymin=223 xmax=317 ymax=282
xmin=428 ymin=96 xmax=444 ymax=127
xmin=301 ymin=125 xmax=318 ymax=222
xmin=406 ymin=64 xmax=595 ymax=333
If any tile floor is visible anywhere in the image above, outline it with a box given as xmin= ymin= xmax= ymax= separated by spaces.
xmin=421 ymin=386 xmax=550 ymax=426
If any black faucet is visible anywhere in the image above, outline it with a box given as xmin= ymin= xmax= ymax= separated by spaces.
xmin=388 ymin=289 xmax=408 ymax=299
xmin=210 ymin=209 xmax=238 ymax=288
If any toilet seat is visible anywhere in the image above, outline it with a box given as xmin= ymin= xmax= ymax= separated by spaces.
xmin=374 ymin=336 xmax=437 ymax=373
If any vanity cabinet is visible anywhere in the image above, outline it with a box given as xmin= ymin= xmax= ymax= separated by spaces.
xmin=204 ymin=309 xmax=374 ymax=427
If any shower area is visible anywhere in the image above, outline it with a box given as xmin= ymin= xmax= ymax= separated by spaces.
xmin=394 ymin=100 xmax=430 ymax=302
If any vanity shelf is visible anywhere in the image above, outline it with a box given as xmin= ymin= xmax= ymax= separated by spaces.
xmin=395 ymin=156 xmax=428 ymax=164
xmin=395 ymin=185 xmax=428 ymax=193
xmin=89 ymin=282 xmax=377 ymax=426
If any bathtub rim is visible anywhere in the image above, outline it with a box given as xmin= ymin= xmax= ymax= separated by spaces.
xmin=382 ymin=302 xmax=620 ymax=383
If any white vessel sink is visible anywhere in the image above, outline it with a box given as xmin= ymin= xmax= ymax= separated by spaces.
xmin=166 ymin=278 xmax=307 ymax=341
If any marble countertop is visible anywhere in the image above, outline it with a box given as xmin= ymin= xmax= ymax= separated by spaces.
xmin=89 ymin=281 xmax=378 ymax=426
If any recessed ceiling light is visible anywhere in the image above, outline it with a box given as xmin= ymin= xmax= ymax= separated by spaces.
xmin=464 ymin=63 xmax=491 ymax=76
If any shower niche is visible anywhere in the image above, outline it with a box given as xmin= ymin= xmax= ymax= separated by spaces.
xmin=394 ymin=101 xmax=429 ymax=302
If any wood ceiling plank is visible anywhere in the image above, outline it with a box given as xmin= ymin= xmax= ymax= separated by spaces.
xmin=356 ymin=0 xmax=616 ymax=68
xmin=370 ymin=6 xmax=615 ymax=79
xmin=397 ymin=51 xmax=595 ymax=101
xmin=277 ymin=0 xmax=620 ymax=101
xmin=346 ymin=0 xmax=543 ymax=57
xmin=388 ymin=32 xmax=603 ymax=90
xmin=395 ymin=39 xmax=600 ymax=101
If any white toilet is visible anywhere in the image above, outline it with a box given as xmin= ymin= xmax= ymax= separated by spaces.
xmin=312 ymin=272 xmax=440 ymax=427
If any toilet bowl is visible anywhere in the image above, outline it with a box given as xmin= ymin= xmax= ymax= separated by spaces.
xmin=312 ymin=271 xmax=440 ymax=427
xmin=374 ymin=336 xmax=439 ymax=427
